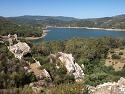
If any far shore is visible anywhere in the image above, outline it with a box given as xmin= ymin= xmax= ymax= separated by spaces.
xmin=2 ymin=27 xmax=125 ymax=41
xmin=25 ymin=30 xmax=50 ymax=40
xmin=54 ymin=27 xmax=125 ymax=31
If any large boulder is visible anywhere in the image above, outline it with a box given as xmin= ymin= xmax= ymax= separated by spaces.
xmin=9 ymin=42 xmax=31 ymax=59
xmin=88 ymin=77 xmax=125 ymax=94
xmin=51 ymin=52 xmax=84 ymax=81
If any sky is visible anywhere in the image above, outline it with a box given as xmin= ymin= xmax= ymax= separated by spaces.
xmin=0 ymin=0 xmax=125 ymax=19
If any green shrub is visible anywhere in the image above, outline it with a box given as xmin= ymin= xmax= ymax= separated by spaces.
xmin=119 ymin=46 xmax=124 ymax=50
xmin=84 ymin=72 xmax=119 ymax=86
xmin=64 ymin=74 xmax=75 ymax=83
xmin=113 ymin=66 xmax=125 ymax=77
xmin=23 ymin=56 xmax=35 ymax=63
xmin=47 ymin=82 xmax=86 ymax=94
xmin=110 ymin=50 xmax=114 ymax=53
xmin=7 ymin=51 xmax=14 ymax=59
xmin=84 ymin=73 xmax=109 ymax=86
xmin=0 ymin=85 xmax=33 ymax=94
xmin=119 ymin=52 xmax=123 ymax=55
xmin=112 ymin=54 xmax=121 ymax=59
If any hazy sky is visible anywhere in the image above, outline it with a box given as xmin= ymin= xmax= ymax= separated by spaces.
xmin=0 ymin=0 xmax=125 ymax=18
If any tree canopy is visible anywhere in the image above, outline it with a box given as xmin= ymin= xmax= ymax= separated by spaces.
xmin=0 ymin=17 xmax=43 ymax=37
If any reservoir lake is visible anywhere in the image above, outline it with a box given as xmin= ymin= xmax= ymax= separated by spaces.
xmin=32 ymin=28 xmax=125 ymax=42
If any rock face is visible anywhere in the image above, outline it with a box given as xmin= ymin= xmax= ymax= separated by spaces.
xmin=9 ymin=42 xmax=31 ymax=59
xmin=88 ymin=77 xmax=125 ymax=94
xmin=51 ymin=52 xmax=84 ymax=81
xmin=7 ymin=34 xmax=31 ymax=59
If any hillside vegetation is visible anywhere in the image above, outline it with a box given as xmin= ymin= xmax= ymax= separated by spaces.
xmin=0 ymin=17 xmax=43 ymax=37
xmin=7 ymin=14 xmax=125 ymax=29
xmin=1 ymin=36 xmax=125 ymax=93
xmin=32 ymin=37 xmax=125 ymax=86
xmin=106 ymin=46 xmax=125 ymax=71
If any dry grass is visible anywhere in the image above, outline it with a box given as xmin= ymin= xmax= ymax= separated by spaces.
xmin=105 ymin=47 xmax=125 ymax=71
xmin=30 ymin=63 xmax=44 ymax=76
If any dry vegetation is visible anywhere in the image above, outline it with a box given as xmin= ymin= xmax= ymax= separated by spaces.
xmin=105 ymin=47 xmax=125 ymax=71
xmin=30 ymin=63 xmax=44 ymax=76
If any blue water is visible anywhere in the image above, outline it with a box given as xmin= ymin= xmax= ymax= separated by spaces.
xmin=32 ymin=28 xmax=125 ymax=42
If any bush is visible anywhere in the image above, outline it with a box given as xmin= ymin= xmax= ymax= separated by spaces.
xmin=23 ymin=56 xmax=35 ymax=63
xmin=47 ymin=82 xmax=86 ymax=94
xmin=114 ymin=66 xmax=125 ymax=77
xmin=84 ymin=72 xmax=119 ymax=86
xmin=84 ymin=73 xmax=109 ymax=86
xmin=64 ymin=74 xmax=75 ymax=83
xmin=0 ymin=85 xmax=33 ymax=94
xmin=119 ymin=52 xmax=123 ymax=55
xmin=119 ymin=46 xmax=124 ymax=50
xmin=112 ymin=54 xmax=121 ymax=59
xmin=110 ymin=50 xmax=114 ymax=53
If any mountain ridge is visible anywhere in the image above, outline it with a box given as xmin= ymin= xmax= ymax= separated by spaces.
xmin=7 ymin=15 xmax=78 ymax=21
xmin=4 ymin=14 xmax=125 ymax=29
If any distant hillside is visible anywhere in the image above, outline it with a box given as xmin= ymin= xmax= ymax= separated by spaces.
xmin=6 ymin=14 xmax=125 ymax=29
xmin=7 ymin=17 xmax=40 ymax=26
xmin=38 ymin=18 xmax=67 ymax=27
xmin=0 ymin=17 xmax=43 ymax=37
xmin=7 ymin=15 xmax=78 ymax=27
xmin=7 ymin=15 xmax=78 ymax=22
xmin=91 ymin=15 xmax=125 ymax=29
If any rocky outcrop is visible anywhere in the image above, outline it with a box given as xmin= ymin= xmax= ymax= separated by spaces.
xmin=29 ymin=63 xmax=52 ymax=94
xmin=9 ymin=42 xmax=31 ymax=59
xmin=7 ymin=34 xmax=31 ymax=59
xmin=29 ymin=62 xmax=51 ymax=80
xmin=29 ymin=52 xmax=84 ymax=93
xmin=51 ymin=52 xmax=84 ymax=81
xmin=88 ymin=77 xmax=125 ymax=94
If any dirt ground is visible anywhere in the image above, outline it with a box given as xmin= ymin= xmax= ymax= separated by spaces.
xmin=105 ymin=48 xmax=125 ymax=71
xmin=30 ymin=63 xmax=44 ymax=76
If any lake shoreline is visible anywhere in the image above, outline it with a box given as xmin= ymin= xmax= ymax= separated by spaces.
xmin=53 ymin=27 xmax=125 ymax=31
xmin=25 ymin=30 xmax=50 ymax=40
xmin=29 ymin=28 xmax=125 ymax=42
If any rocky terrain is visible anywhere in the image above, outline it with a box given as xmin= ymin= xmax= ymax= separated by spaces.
xmin=6 ymin=34 xmax=85 ymax=93
xmin=50 ymin=52 xmax=85 ymax=81
xmin=3 ymin=34 xmax=125 ymax=94
xmin=88 ymin=77 xmax=125 ymax=94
